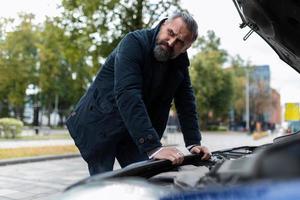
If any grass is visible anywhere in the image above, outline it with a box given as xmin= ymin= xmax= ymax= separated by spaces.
xmin=0 ymin=133 xmax=71 ymax=141
xmin=0 ymin=145 xmax=79 ymax=160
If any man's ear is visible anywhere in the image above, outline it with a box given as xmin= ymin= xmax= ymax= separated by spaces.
xmin=182 ymin=44 xmax=192 ymax=53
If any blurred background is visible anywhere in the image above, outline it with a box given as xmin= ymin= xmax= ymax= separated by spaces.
xmin=0 ymin=0 xmax=299 ymax=141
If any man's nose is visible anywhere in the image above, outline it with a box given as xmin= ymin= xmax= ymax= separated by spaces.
xmin=168 ymin=37 xmax=176 ymax=47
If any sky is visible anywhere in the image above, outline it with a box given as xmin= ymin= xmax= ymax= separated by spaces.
xmin=181 ymin=0 xmax=300 ymax=107
xmin=0 ymin=0 xmax=299 ymax=107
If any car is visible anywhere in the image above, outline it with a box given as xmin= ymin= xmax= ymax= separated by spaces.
xmin=58 ymin=132 xmax=300 ymax=200
xmin=57 ymin=0 xmax=300 ymax=199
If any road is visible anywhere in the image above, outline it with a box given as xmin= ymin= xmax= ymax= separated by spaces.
xmin=0 ymin=131 xmax=281 ymax=200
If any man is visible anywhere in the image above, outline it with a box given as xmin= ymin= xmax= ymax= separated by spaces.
xmin=66 ymin=12 xmax=211 ymax=176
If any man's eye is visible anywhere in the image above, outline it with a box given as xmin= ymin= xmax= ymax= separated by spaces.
xmin=168 ymin=29 xmax=174 ymax=36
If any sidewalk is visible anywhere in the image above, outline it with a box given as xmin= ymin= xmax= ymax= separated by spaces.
xmin=0 ymin=139 xmax=74 ymax=149
xmin=0 ymin=157 xmax=89 ymax=200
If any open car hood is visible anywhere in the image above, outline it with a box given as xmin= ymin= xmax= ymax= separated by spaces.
xmin=233 ymin=0 xmax=300 ymax=73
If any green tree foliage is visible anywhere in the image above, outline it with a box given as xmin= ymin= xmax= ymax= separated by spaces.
xmin=227 ymin=55 xmax=249 ymax=124
xmin=60 ymin=0 xmax=183 ymax=73
xmin=190 ymin=31 xmax=234 ymax=129
xmin=37 ymin=17 xmax=92 ymax=125
xmin=0 ymin=14 xmax=38 ymax=119
xmin=0 ymin=18 xmax=11 ymax=117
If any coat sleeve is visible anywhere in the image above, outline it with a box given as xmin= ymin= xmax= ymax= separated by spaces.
xmin=174 ymin=67 xmax=202 ymax=147
xmin=114 ymin=33 xmax=162 ymax=153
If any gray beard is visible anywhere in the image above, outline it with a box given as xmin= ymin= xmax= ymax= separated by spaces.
xmin=153 ymin=45 xmax=171 ymax=62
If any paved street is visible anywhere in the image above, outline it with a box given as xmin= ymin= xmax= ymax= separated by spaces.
xmin=163 ymin=130 xmax=280 ymax=152
xmin=0 ymin=131 xmax=281 ymax=199
xmin=0 ymin=158 xmax=88 ymax=200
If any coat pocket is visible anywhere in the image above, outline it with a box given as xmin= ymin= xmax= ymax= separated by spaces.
xmin=93 ymin=88 xmax=117 ymax=114
xmin=66 ymin=94 xmax=106 ymax=144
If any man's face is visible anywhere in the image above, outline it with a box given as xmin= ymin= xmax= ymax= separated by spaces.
xmin=154 ymin=17 xmax=194 ymax=62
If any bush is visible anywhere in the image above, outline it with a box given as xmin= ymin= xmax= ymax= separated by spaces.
xmin=217 ymin=125 xmax=228 ymax=131
xmin=206 ymin=125 xmax=228 ymax=131
xmin=207 ymin=125 xmax=219 ymax=131
xmin=0 ymin=118 xmax=24 ymax=138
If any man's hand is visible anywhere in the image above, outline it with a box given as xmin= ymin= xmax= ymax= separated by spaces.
xmin=151 ymin=147 xmax=184 ymax=165
xmin=189 ymin=145 xmax=211 ymax=160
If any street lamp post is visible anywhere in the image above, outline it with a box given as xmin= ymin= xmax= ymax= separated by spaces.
xmin=245 ymin=65 xmax=250 ymax=133
xmin=26 ymin=84 xmax=40 ymax=133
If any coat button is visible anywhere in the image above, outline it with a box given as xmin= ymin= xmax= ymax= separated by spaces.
xmin=147 ymin=134 xmax=153 ymax=140
xmin=71 ymin=111 xmax=76 ymax=116
xmin=138 ymin=138 xmax=145 ymax=144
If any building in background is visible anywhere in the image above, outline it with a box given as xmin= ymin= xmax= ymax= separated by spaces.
xmin=249 ymin=65 xmax=271 ymax=130
xmin=250 ymin=65 xmax=271 ymax=93
xmin=249 ymin=65 xmax=281 ymax=131
xmin=270 ymin=89 xmax=282 ymax=129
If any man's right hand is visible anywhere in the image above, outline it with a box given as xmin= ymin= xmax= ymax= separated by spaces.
xmin=151 ymin=147 xmax=185 ymax=165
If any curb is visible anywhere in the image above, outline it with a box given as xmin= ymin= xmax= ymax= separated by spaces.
xmin=0 ymin=153 xmax=81 ymax=166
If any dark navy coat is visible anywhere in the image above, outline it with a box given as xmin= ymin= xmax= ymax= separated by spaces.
xmin=66 ymin=20 xmax=201 ymax=161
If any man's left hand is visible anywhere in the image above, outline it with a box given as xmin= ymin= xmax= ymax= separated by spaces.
xmin=190 ymin=146 xmax=211 ymax=160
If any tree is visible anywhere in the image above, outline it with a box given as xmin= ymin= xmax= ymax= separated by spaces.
xmin=190 ymin=30 xmax=234 ymax=129
xmin=37 ymin=17 xmax=92 ymax=126
xmin=0 ymin=18 xmax=11 ymax=117
xmin=60 ymin=0 xmax=183 ymax=73
xmin=227 ymin=55 xmax=251 ymax=126
xmin=0 ymin=14 xmax=38 ymax=119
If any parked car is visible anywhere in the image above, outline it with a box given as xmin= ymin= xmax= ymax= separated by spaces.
xmin=58 ymin=0 xmax=300 ymax=199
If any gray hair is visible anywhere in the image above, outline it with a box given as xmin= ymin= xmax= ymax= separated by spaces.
xmin=167 ymin=12 xmax=198 ymax=42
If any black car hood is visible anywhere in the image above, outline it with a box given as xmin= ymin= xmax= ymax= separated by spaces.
xmin=233 ymin=0 xmax=300 ymax=73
